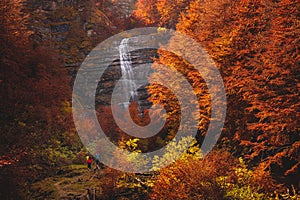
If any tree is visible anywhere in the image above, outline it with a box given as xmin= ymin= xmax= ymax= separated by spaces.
xmin=0 ymin=0 xmax=31 ymax=58
xmin=0 ymin=0 xmax=79 ymax=198
xmin=142 ymin=0 xmax=299 ymax=188
xmin=156 ymin=0 xmax=191 ymax=28
xmin=133 ymin=0 xmax=192 ymax=28
xmin=133 ymin=0 xmax=160 ymax=26
xmin=225 ymin=0 xmax=300 ymax=186
xmin=148 ymin=0 xmax=235 ymax=147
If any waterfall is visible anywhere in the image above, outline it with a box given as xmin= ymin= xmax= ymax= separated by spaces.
xmin=119 ymin=38 xmax=139 ymax=109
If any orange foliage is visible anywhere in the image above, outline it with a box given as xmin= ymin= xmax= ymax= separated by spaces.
xmin=133 ymin=0 xmax=192 ymax=28
xmin=133 ymin=0 xmax=160 ymax=25
xmin=135 ymin=0 xmax=300 ymax=188
xmin=151 ymin=150 xmax=237 ymax=200
xmin=0 ymin=0 xmax=77 ymax=197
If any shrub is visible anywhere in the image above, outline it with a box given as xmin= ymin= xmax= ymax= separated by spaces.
xmin=151 ymin=150 xmax=236 ymax=200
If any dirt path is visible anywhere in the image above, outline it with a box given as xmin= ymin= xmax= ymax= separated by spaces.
xmin=53 ymin=179 xmax=68 ymax=198
xmin=53 ymin=168 xmax=100 ymax=199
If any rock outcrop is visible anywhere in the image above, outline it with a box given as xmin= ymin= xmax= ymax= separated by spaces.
xmin=96 ymin=48 xmax=157 ymax=111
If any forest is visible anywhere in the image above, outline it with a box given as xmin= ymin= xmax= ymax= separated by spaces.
xmin=0 ymin=0 xmax=299 ymax=199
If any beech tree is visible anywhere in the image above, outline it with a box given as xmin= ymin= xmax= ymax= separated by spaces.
xmin=0 ymin=0 xmax=78 ymax=197
xmin=144 ymin=0 xmax=299 ymax=188
xmin=148 ymin=0 xmax=235 ymax=147
xmin=133 ymin=0 xmax=160 ymax=26
xmin=226 ymin=0 xmax=300 ymax=186
xmin=133 ymin=0 xmax=192 ymax=28
xmin=156 ymin=0 xmax=191 ymax=28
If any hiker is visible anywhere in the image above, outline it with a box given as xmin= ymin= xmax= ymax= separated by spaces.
xmin=94 ymin=153 xmax=101 ymax=171
xmin=87 ymin=156 xmax=92 ymax=170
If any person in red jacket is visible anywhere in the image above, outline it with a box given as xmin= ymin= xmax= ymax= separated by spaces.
xmin=87 ymin=156 xmax=93 ymax=170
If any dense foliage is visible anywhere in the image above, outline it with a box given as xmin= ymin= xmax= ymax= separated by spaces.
xmin=0 ymin=0 xmax=299 ymax=199
xmin=0 ymin=0 xmax=81 ymax=198
xmin=137 ymin=0 xmax=299 ymax=195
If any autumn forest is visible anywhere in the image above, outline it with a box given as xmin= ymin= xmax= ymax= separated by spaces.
xmin=0 ymin=0 xmax=299 ymax=199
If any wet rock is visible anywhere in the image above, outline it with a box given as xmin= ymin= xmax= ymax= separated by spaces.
xmin=95 ymin=49 xmax=157 ymax=110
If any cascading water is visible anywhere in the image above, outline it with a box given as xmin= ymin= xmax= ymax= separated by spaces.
xmin=119 ymin=38 xmax=140 ymax=110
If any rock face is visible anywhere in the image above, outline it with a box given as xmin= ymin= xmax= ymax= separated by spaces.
xmin=26 ymin=0 xmax=137 ymax=68
xmin=26 ymin=0 xmax=155 ymax=109
xmin=96 ymin=48 xmax=157 ymax=111
xmin=112 ymin=0 xmax=136 ymax=18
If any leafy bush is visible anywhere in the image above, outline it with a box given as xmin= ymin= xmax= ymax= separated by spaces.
xmin=217 ymin=158 xmax=267 ymax=199
xmin=151 ymin=150 xmax=236 ymax=200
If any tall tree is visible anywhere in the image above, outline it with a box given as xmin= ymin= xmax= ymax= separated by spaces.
xmin=133 ymin=0 xmax=192 ymax=28
xmin=133 ymin=0 xmax=160 ymax=26
xmin=144 ymin=0 xmax=299 ymax=187
xmin=227 ymin=0 xmax=300 ymax=186
xmin=156 ymin=0 xmax=191 ymax=28
xmin=0 ymin=0 xmax=78 ymax=198
xmin=148 ymin=0 xmax=235 ymax=145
